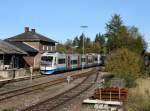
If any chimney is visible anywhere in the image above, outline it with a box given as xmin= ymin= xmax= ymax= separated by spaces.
xmin=24 ymin=27 xmax=29 ymax=33
xmin=31 ymin=29 xmax=36 ymax=33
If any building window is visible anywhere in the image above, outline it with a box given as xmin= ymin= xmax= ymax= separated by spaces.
xmin=51 ymin=46 xmax=53 ymax=51
xmin=43 ymin=45 xmax=45 ymax=50
xmin=47 ymin=46 xmax=49 ymax=50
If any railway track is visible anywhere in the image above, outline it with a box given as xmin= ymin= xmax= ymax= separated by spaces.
xmin=0 ymin=67 xmax=95 ymax=87
xmin=0 ymin=74 xmax=45 ymax=88
xmin=0 ymin=69 xmax=97 ymax=102
xmin=21 ymin=70 xmax=99 ymax=111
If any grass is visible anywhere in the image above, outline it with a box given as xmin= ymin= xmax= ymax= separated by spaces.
xmin=124 ymin=77 xmax=150 ymax=111
xmin=129 ymin=77 xmax=150 ymax=97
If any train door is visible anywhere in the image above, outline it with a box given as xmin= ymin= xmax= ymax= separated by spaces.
xmin=86 ymin=55 xmax=88 ymax=67
xmin=67 ymin=55 xmax=71 ymax=70
xmin=77 ymin=55 xmax=80 ymax=68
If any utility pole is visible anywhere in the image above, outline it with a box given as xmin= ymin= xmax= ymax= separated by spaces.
xmin=80 ymin=25 xmax=88 ymax=70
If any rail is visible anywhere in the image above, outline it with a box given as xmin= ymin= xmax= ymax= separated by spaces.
xmin=21 ymin=70 xmax=99 ymax=111
xmin=0 ymin=69 xmax=98 ymax=102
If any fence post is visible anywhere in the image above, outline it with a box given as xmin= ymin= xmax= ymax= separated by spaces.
xmin=30 ymin=66 xmax=33 ymax=83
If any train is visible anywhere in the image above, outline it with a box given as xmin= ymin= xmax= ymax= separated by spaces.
xmin=40 ymin=52 xmax=103 ymax=74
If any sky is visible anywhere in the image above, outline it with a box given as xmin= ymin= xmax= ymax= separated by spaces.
xmin=0 ymin=0 xmax=150 ymax=50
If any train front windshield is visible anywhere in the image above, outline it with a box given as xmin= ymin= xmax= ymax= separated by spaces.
xmin=41 ymin=56 xmax=53 ymax=66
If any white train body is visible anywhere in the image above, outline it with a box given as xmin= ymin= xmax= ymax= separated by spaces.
xmin=40 ymin=52 xmax=101 ymax=74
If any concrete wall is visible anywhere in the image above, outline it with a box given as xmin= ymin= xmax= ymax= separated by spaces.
xmin=33 ymin=53 xmax=41 ymax=69
xmin=0 ymin=69 xmax=26 ymax=79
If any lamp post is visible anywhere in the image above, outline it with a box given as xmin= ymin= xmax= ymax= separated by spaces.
xmin=80 ymin=25 xmax=88 ymax=70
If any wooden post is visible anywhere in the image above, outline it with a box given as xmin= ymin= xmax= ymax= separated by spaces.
xmin=30 ymin=66 xmax=33 ymax=83
xmin=119 ymin=88 xmax=120 ymax=101
xmin=3 ymin=54 xmax=4 ymax=70
xmin=110 ymin=91 xmax=111 ymax=101
xmin=12 ymin=55 xmax=15 ymax=79
xmin=100 ymin=88 xmax=101 ymax=100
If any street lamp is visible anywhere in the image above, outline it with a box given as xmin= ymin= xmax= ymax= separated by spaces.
xmin=80 ymin=25 xmax=88 ymax=70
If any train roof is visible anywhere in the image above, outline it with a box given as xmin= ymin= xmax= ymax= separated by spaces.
xmin=42 ymin=52 xmax=101 ymax=56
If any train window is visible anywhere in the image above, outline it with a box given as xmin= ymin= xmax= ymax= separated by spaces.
xmin=41 ymin=56 xmax=53 ymax=62
xmin=88 ymin=59 xmax=93 ymax=63
xmin=54 ymin=57 xmax=57 ymax=65
xmin=81 ymin=58 xmax=86 ymax=62
xmin=71 ymin=60 xmax=77 ymax=64
xmin=95 ymin=58 xmax=98 ymax=61
xmin=58 ymin=59 xmax=65 ymax=64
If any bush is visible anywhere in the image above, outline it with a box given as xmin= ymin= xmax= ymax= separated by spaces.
xmin=2 ymin=109 xmax=15 ymax=111
xmin=105 ymin=48 xmax=144 ymax=88
xmin=116 ymin=73 xmax=137 ymax=88
xmin=124 ymin=96 xmax=150 ymax=111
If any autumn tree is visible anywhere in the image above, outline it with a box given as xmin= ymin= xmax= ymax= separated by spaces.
xmin=105 ymin=48 xmax=144 ymax=87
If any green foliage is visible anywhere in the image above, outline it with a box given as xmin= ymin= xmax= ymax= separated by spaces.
xmin=117 ymin=73 xmax=137 ymax=88
xmin=94 ymin=33 xmax=105 ymax=53
xmin=106 ymin=48 xmax=144 ymax=87
xmin=145 ymin=68 xmax=150 ymax=77
xmin=127 ymin=26 xmax=147 ymax=54
xmin=124 ymin=96 xmax=150 ymax=111
xmin=2 ymin=108 xmax=15 ymax=111
xmin=105 ymin=14 xmax=123 ymax=52
xmin=57 ymin=14 xmax=147 ymax=56
xmin=57 ymin=32 xmax=106 ymax=54
xmin=105 ymin=14 xmax=147 ymax=54
xmin=57 ymin=44 xmax=67 ymax=53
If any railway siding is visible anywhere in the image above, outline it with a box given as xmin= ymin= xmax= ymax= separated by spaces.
xmin=0 ymin=68 xmax=98 ymax=110
xmin=0 ymin=68 xmax=93 ymax=94
xmin=21 ymin=70 xmax=99 ymax=111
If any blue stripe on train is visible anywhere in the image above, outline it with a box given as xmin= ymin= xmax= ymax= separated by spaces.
xmin=40 ymin=70 xmax=55 ymax=75
xmin=41 ymin=67 xmax=66 ymax=75
xmin=56 ymin=67 xmax=66 ymax=71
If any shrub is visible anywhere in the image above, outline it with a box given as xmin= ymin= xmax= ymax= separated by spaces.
xmin=2 ymin=109 xmax=15 ymax=111
xmin=105 ymin=48 xmax=144 ymax=87
xmin=124 ymin=96 xmax=150 ymax=111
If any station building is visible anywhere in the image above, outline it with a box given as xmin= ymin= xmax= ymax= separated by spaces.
xmin=5 ymin=27 xmax=58 ymax=69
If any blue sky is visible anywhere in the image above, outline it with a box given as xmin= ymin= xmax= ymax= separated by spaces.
xmin=0 ymin=0 xmax=150 ymax=50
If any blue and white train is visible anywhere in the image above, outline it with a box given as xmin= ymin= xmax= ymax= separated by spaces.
xmin=40 ymin=52 xmax=102 ymax=74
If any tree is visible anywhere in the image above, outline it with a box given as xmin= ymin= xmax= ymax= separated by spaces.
xmin=105 ymin=48 xmax=144 ymax=87
xmin=105 ymin=14 xmax=123 ymax=52
xmin=73 ymin=33 xmax=93 ymax=53
xmin=105 ymin=14 xmax=147 ymax=54
xmin=127 ymin=26 xmax=147 ymax=54
xmin=64 ymin=39 xmax=72 ymax=50
xmin=72 ymin=36 xmax=79 ymax=47
xmin=94 ymin=33 xmax=105 ymax=53
xmin=57 ymin=44 xmax=67 ymax=53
